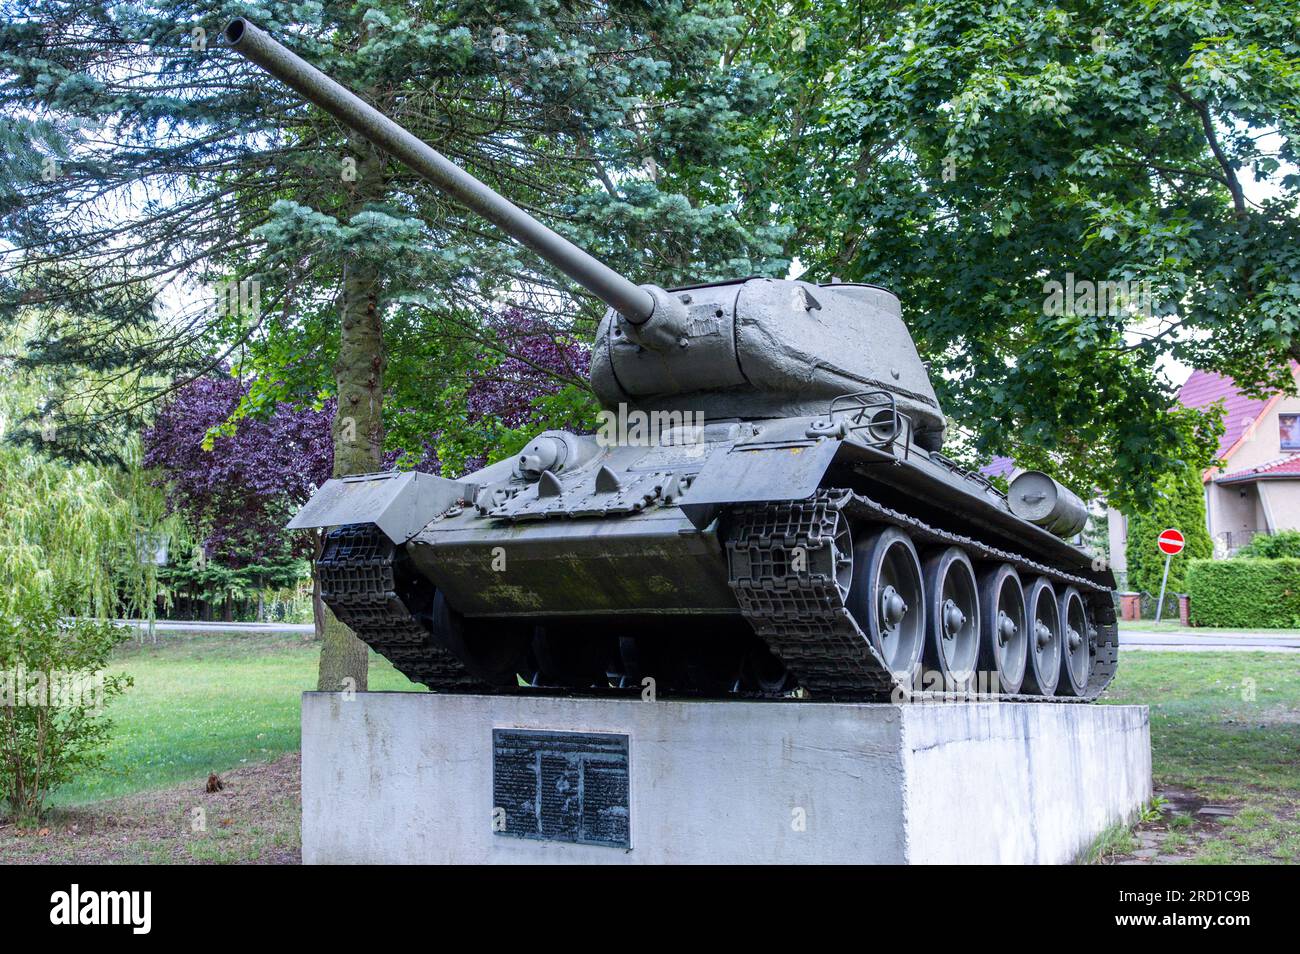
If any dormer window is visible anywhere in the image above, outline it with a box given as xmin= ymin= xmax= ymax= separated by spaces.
xmin=1281 ymin=413 xmax=1300 ymax=451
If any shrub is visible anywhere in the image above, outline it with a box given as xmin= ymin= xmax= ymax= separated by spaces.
xmin=1186 ymin=558 xmax=1300 ymax=628
xmin=1236 ymin=530 xmax=1300 ymax=560
xmin=0 ymin=595 xmax=132 ymax=824
xmin=1123 ymin=466 xmax=1213 ymax=595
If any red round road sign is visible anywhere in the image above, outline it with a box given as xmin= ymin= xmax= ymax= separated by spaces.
xmin=1157 ymin=528 xmax=1186 ymax=555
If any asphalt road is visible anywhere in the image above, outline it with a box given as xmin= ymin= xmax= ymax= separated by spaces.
xmin=111 ymin=619 xmax=1300 ymax=652
xmin=113 ymin=619 xmax=315 ymax=634
xmin=1121 ymin=629 xmax=1300 ymax=652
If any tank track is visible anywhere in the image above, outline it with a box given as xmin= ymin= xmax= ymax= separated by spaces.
xmin=726 ymin=489 xmax=1119 ymax=702
xmin=318 ymin=525 xmax=486 ymax=692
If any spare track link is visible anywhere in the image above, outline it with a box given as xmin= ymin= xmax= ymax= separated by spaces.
xmin=318 ymin=524 xmax=486 ymax=692
xmin=726 ymin=489 xmax=1119 ymax=702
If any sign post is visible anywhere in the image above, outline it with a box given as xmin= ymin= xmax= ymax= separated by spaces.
xmin=1154 ymin=528 xmax=1186 ymax=623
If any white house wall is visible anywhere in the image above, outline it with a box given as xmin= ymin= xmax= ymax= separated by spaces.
xmin=1259 ymin=482 xmax=1300 ymax=531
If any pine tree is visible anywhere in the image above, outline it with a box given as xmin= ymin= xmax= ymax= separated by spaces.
xmin=2 ymin=1 xmax=784 ymax=688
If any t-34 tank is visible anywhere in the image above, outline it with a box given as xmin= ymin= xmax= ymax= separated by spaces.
xmin=227 ymin=19 xmax=1118 ymax=700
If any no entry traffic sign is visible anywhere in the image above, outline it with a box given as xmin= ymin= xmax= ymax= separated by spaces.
xmin=1157 ymin=528 xmax=1186 ymax=555
xmin=1154 ymin=528 xmax=1185 ymax=623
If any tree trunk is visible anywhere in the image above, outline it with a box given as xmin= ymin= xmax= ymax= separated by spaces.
xmin=316 ymin=139 xmax=386 ymax=693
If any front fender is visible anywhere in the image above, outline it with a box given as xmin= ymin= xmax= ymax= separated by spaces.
xmin=286 ymin=471 xmax=475 ymax=544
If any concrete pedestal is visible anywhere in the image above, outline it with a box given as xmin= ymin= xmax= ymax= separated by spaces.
xmin=301 ymin=692 xmax=1151 ymax=865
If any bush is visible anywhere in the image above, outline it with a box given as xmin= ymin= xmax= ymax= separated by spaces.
xmin=1124 ymin=466 xmax=1213 ymax=595
xmin=0 ymin=596 xmax=132 ymax=824
xmin=1236 ymin=530 xmax=1300 ymax=560
xmin=1186 ymin=558 xmax=1300 ymax=628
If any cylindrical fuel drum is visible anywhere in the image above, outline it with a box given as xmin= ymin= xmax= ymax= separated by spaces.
xmin=1007 ymin=471 xmax=1089 ymax=538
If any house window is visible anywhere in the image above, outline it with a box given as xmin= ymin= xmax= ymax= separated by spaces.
xmin=1282 ymin=414 xmax=1300 ymax=451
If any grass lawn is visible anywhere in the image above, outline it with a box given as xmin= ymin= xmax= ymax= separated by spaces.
xmin=49 ymin=629 xmax=422 ymax=806
xmin=3 ymin=631 xmax=1297 ymax=863
xmin=1099 ymin=651 xmax=1300 ymax=863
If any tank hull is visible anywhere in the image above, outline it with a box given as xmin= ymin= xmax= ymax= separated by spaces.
xmin=308 ymin=411 xmax=1118 ymax=702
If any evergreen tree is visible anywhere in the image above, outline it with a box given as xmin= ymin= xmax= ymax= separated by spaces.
xmin=1124 ymin=466 xmax=1214 ymax=598
xmin=2 ymin=1 xmax=783 ymax=687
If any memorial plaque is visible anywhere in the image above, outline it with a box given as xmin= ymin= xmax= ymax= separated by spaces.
xmin=492 ymin=729 xmax=630 ymax=848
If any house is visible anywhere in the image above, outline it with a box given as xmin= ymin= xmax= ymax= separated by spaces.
xmin=1108 ymin=362 xmax=1300 ymax=570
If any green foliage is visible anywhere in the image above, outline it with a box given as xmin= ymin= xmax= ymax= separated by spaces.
xmin=1187 ymin=558 xmax=1300 ymax=628
xmin=158 ymin=539 xmax=310 ymax=620
xmin=2 ymin=0 xmax=784 ymax=460
xmin=0 ymin=343 xmax=180 ymax=618
xmin=1124 ymin=467 xmax=1213 ymax=595
xmin=1236 ymin=530 xmax=1300 ymax=560
xmin=482 ymin=386 xmax=601 ymax=469
xmin=0 ymin=594 xmax=132 ymax=823
xmin=740 ymin=0 xmax=1297 ymax=507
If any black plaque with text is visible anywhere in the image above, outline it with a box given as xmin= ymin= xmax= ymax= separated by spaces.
xmin=492 ymin=729 xmax=630 ymax=848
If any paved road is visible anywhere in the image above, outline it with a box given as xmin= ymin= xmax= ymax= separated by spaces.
xmin=110 ymin=620 xmax=1299 ymax=651
xmin=1121 ymin=630 xmax=1300 ymax=652
xmin=112 ymin=619 xmax=315 ymax=634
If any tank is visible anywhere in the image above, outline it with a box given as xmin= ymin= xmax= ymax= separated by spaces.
xmin=227 ymin=19 xmax=1118 ymax=701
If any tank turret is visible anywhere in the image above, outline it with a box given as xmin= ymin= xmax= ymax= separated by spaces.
xmin=232 ymin=20 xmax=1116 ymax=703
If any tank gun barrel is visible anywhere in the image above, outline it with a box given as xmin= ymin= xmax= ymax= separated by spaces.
xmin=223 ymin=18 xmax=656 ymax=323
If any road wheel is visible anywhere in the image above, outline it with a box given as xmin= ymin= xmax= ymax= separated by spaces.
xmin=848 ymin=526 xmax=926 ymax=682
xmin=922 ymin=546 xmax=980 ymax=693
xmin=977 ymin=564 xmax=1027 ymax=694
xmin=1022 ymin=578 xmax=1062 ymax=696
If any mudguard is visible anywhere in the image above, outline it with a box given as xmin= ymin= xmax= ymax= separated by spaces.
xmin=286 ymin=471 xmax=474 ymax=544
xmin=678 ymin=436 xmax=841 ymax=529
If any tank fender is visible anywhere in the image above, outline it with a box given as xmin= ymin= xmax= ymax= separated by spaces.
xmin=286 ymin=471 xmax=475 ymax=544
xmin=678 ymin=436 xmax=840 ymax=530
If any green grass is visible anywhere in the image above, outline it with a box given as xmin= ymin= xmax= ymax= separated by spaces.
xmin=1081 ymin=823 xmax=1138 ymax=863
xmin=50 ymin=629 xmax=421 ymax=806
xmin=1100 ymin=651 xmax=1300 ymax=863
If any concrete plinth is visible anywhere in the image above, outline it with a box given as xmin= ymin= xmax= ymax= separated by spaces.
xmin=302 ymin=692 xmax=1151 ymax=865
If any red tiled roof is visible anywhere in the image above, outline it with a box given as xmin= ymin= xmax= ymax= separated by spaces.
xmin=1216 ymin=454 xmax=1300 ymax=484
xmin=1177 ymin=369 xmax=1275 ymax=461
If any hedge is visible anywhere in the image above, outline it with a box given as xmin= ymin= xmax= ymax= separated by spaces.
xmin=1186 ymin=558 xmax=1300 ymax=628
xmin=1236 ymin=530 xmax=1300 ymax=559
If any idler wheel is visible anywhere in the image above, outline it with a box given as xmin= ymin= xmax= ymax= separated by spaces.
xmin=1057 ymin=585 xmax=1091 ymax=697
xmin=740 ymin=641 xmax=793 ymax=694
xmin=922 ymin=547 xmax=980 ymax=692
xmin=848 ymin=526 xmax=925 ymax=681
xmin=1022 ymin=578 xmax=1062 ymax=696
xmin=977 ymin=564 xmax=1027 ymax=694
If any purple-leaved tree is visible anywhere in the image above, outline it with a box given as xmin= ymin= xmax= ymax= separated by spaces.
xmin=145 ymin=323 xmax=590 ymax=628
xmin=465 ymin=314 xmax=591 ymax=430
xmin=144 ymin=376 xmax=333 ymax=562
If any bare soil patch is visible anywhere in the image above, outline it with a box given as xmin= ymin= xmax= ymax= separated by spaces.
xmin=0 ymin=754 xmax=300 ymax=864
